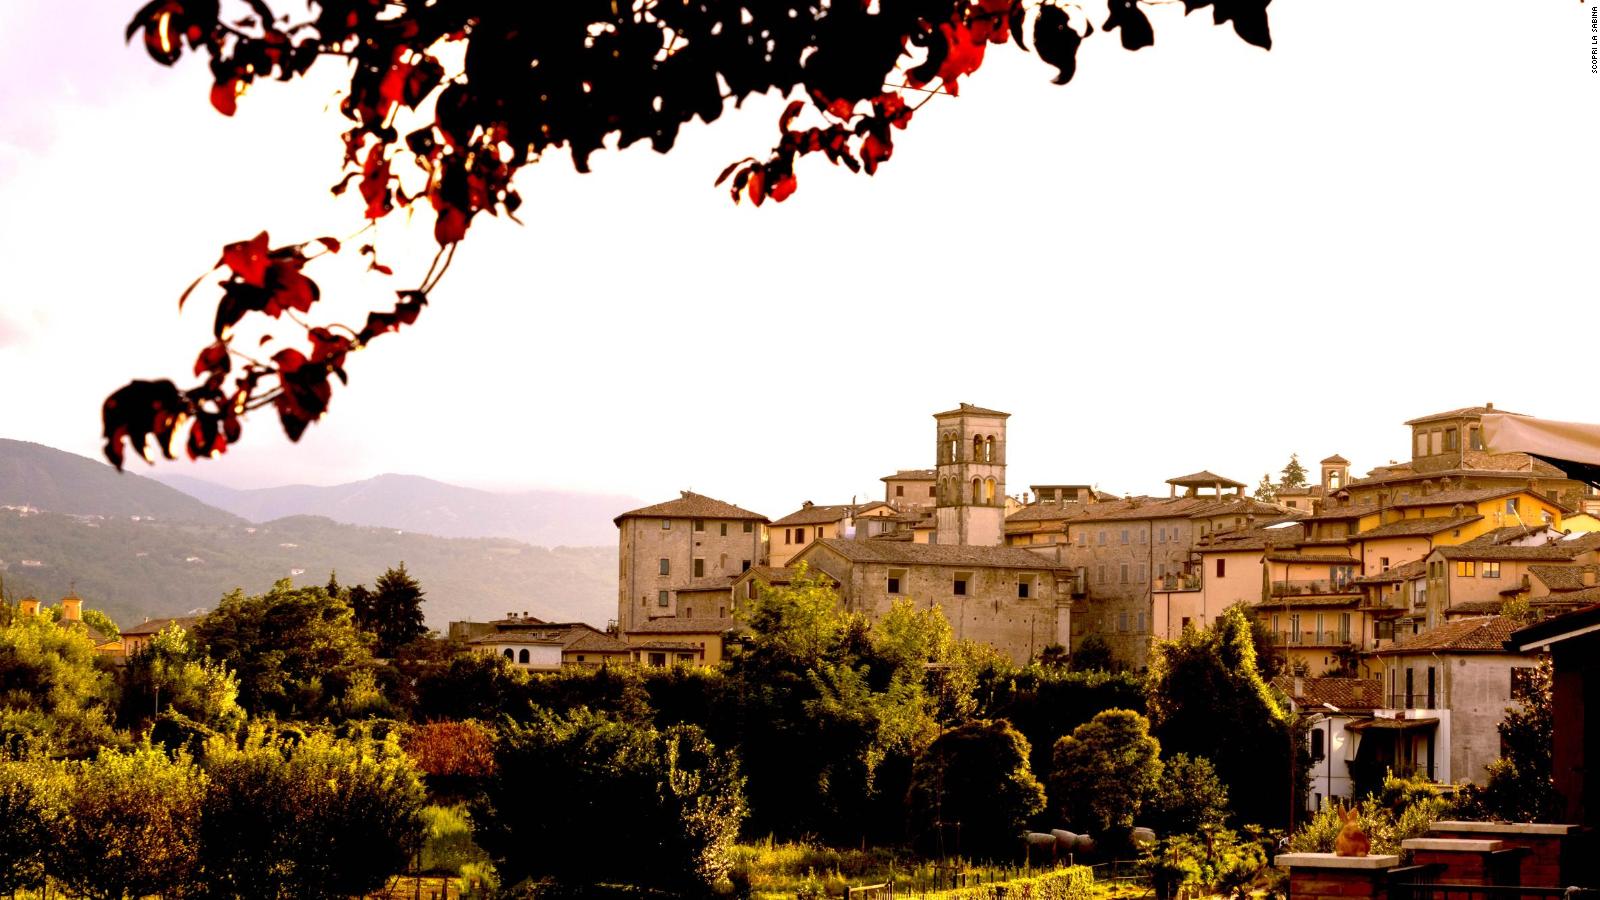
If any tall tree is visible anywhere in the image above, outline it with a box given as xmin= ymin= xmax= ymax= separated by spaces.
xmin=1253 ymin=473 xmax=1278 ymax=502
xmin=0 ymin=613 xmax=118 ymax=757
xmin=1280 ymin=454 xmax=1308 ymax=489
xmin=1457 ymin=659 xmax=1558 ymax=821
xmin=367 ymin=563 xmax=429 ymax=656
xmin=119 ymin=622 xmax=245 ymax=735
xmin=191 ymin=579 xmax=377 ymax=719
xmin=1146 ymin=605 xmax=1294 ymax=827
xmin=103 ymin=0 xmax=1275 ymax=469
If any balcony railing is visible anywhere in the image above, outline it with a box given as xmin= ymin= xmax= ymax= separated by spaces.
xmin=1153 ymin=573 xmax=1201 ymax=592
xmin=1270 ymin=578 xmax=1358 ymax=597
xmin=1270 ymin=630 xmax=1354 ymax=647
xmin=1384 ymin=693 xmax=1444 ymax=710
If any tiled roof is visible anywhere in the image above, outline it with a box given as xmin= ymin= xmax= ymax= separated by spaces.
xmin=880 ymin=469 xmax=936 ymax=482
xmin=1254 ymin=595 xmax=1363 ymax=609
xmin=1446 ymin=598 xmax=1592 ymax=617
xmin=1529 ymin=564 xmax=1600 ymax=592
xmin=1388 ymin=487 xmax=1550 ymax=510
xmin=1069 ymin=496 xmax=1219 ymax=523
xmin=1187 ymin=497 xmax=1290 ymax=520
xmin=675 ymin=577 xmax=736 ymax=593
xmin=629 ymin=639 xmax=706 ymax=651
xmin=1264 ymin=553 xmax=1360 ymax=565
xmin=1405 ymin=406 xmax=1527 ymax=426
xmin=1321 ymin=454 xmax=1350 ymax=465
xmin=1346 ymin=467 xmax=1558 ymax=490
xmin=1436 ymin=533 xmax=1600 ymax=561
xmin=1167 ymin=470 xmax=1246 ymax=488
xmin=1474 ymin=524 xmax=1558 ymax=546
xmin=627 ymin=617 xmax=738 ymax=634
xmin=1352 ymin=558 xmax=1428 ymax=584
xmin=1007 ymin=501 xmax=1087 ymax=523
xmin=741 ymin=565 xmax=797 ymax=584
xmin=803 ymin=538 xmax=1072 ymax=571
xmin=772 ymin=503 xmax=859 ymax=527
xmin=120 ymin=615 xmax=203 ymax=637
xmin=1271 ymin=676 xmax=1383 ymax=711
xmin=933 ymin=403 xmax=1010 ymax=418
xmin=1356 ymin=515 xmax=1482 ymax=539
xmin=566 ymin=631 xmax=631 ymax=653
xmin=468 ymin=629 xmax=566 ymax=646
xmin=1303 ymin=503 xmax=1379 ymax=521
xmin=1372 ymin=616 xmax=1521 ymax=654
xmin=614 ymin=491 xmax=767 ymax=526
xmin=1196 ymin=522 xmax=1305 ymax=552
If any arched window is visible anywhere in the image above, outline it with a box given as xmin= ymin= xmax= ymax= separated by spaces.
xmin=985 ymin=478 xmax=996 ymax=504
xmin=518 ymin=648 xmax=530 ymax=664
xmin=985 ymin=436 xmax=996 ymax=462
xmin=502 ymin=648 xmax=513 ymax=660
xmin=971 ymin=477 xmax=981 ymax=504
xmin=944 ymin=433 xmax=957 ymax=463
xmin=973 ymin=435 xmax=984 ymax=461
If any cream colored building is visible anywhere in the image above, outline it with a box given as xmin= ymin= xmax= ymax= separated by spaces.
xmin=932 ymin=403 xmax=1009 ymax=547
xmin=881 ymin=469 xmax=937 ymax=511
xmin=614 ymin=491 xmax=768 ymax=633
xmin=768 ymin=500 xmax=896 ymax=568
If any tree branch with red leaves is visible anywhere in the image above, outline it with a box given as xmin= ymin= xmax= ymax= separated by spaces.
xmin=104 ymin=0 xmax=1271 ymax=470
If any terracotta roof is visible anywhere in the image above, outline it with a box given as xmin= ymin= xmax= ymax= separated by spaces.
xmin=741 ymin=565 xmax=797 ymax=584
xmin=1356 ymin=515 xmax=1482 ymax=539
xmin=802 ymin=537 xmax=1072 ymax=571
xmin=1436 ymin=533 xmax=1600 ymax=561
xmin=629 ymin=639 xmax=706 ymax=652
xmin=1388 ymin=486 xmax=1554 ymax=510
xmin=614 ymin=491 xmax=767 ymax=526
xmin=880 ymin=469 xmax=936 ymax=482
xmin=1446 ymin=598 xmax=1592 ymax=617
xmin=1510 ymin=600 xmax=1600 ymax=649
xmin=933 ymin=403 xmax=1010 ymax=418
xmin=1321 ymin=454 xmax=1350 ymax=465
xmin=1352 ymin=558 xmax=1428 ymax=585
xmin=1196 ymin=522 xmax=1305 ymax=552
xmin=566 ymin=631 xmax=631 ymax=653
xmin=1166 ymin=470 xmax=1246 ymax=488
xmin=1474 ymin=524 xmax=1559 ymax=546
xmin=1405 ymin=406 xmax=1527 ymax=426
xmin=627 ymin=617 xmax=738 ymax=634
xmin=120 ymin=615 xmax=202 ymax=637
xmin=468 ymin=629 xmax=566 ymax=646
xmin=1254 ymin=595 xmax=1363 ymax=609
xmin=1371 ymin=616 xmax=1522 ymax=654
xmin=1346 ymin=467 xmax=1558 ymax=491
xmin=1007 ymin=501 xmax=1087 ymax=523
xmin=1272 ymin=676 xmax=1382 ymax=711
xmin=1529 ymin=564 xmax=1600 ymax=592
xmin=1303 ymin=503 xmax=1379 ymax=521
xmin=1187 ymin=497 xmax=1290 ymax=520
xmin=1264 ymin=553 xmax=1360 ymax=566
xmin=1069 ymin=496 xmax=1219 ymax=523
xmin=772 ymin=503 xmax=860 ymax=527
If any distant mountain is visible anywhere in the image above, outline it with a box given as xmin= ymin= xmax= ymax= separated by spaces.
xmin=154 ymin=472 xmax=638 ymax=548
xmin=0 ymin=439 xmax=242 ymax=526
xmin=0 ymin=510 xmax=616 ymax=630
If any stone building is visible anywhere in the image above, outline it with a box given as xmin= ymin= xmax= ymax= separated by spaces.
xmin=932 ymin=403 xmax=1009 ymax=547
xmin=768 ymin=500 xmax=896 ymax=567
xmin=613 ymin=491 xmax=768 ymax=633
xmin=881 ymin=469 xmax=937 ymax=511
xmin=792 ymin=538 xmax=1073 ymax=665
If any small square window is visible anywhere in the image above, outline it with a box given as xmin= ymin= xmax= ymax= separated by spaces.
xmin=720 ymin=522 xmax=728 ymax=536
xmin=1483 ymin=562 xmax=1501 ymax=579
xmin=1121 ymin=529 xmax=1130 ymax=544
xmin=662 ymin=519 xmax=671 ymax=530
xmin=954 ymin=577 xmax=968 ymax=596
xmin=1018 ymin=580 xmax=1031 ymax=599
xmin=1457 ymin=561 xmax=1476 ymax=577
xmin=741 ymin=559 xmax=751 ymax=572
xmin=659 ymin=558 xmax=670 ymax=575
xmin=693 ymin=558 xmax=705 ymax=578
xmin=888 ymin=576 xmax=902 ymax=594
xmin=743 ymin=521 xmax=753 ymax=533
xmin=693 ymin=519 xmax=705 ymax=532
xmin=896 ymin=485 xmax=905 ymax=497
xmin=1120 ymin=564 xmax=1130 ymax=583
xmin=657 ymin=591 xmax=669 ymax=607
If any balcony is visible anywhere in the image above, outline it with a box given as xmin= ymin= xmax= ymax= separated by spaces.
xmin=1153 ymin=573 xmax=1201 ymax=592
xmin=1270 ymin=578 xmax=1359 ymax=597
xmin=1271 ymin=630 xmax=1354 ymax=647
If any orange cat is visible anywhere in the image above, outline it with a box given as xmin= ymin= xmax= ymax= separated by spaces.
xmin=1334 ymin=804 xmax=1370 ymax=858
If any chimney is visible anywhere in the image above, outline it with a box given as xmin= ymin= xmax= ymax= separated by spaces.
xmin=61 ymin=596 xmax=82 ymax=622
xmin=1486 ymin=402 xmax=1494 ymax=410
xmin=1293 ymin=676 xmax=1304 ymax=699
xmin=1312 ymin=500 xmax=1324 ymax=515
xmin=802 ymin=500 xmax=814 ymax=509
xmin=18 ymin=597 xmax=39 ymax=617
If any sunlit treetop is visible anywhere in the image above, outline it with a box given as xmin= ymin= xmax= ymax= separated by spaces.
xmin=104 ymin=0 xmax=1271 ymax=470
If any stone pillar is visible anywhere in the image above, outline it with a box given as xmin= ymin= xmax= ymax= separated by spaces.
xmin=1276 ymin=853 xmax=1402 ymax=900
xmin=1400 ymin=838 xmax=1505 ymax=885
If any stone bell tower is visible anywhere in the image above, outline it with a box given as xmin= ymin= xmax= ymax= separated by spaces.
xmin=933 ymin=403 xmax=1009 ymax=546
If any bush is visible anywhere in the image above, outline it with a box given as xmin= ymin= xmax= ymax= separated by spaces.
xmin=476 ymin=708 xmax=746 ymax=893
xmin=0 ymin=759 xmax=64 ymax=895
xmin=923 ymin=864 xmax=1095 ymax=900
xmin=1288 ymin=772 xmax=1447 ymax=857
xmin=1147 ymin=753 xmax=1230 ymax=836
xmin=908 ymin=719 xmax=1047 ymax=859
xmin=1049 ymin=709 xmax=1163 ymax=837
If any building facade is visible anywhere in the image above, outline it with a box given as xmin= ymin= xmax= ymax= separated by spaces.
xmin=614 ymin=491 xmax=768 ymax=633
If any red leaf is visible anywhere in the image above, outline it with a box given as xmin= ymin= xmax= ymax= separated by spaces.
xmin=315 ymin=236 xmax=342 ymax=253
xmin=222 ymin=232 xmax=271 ymax=286
xmin=210 ymin=79 xmax=239 ymax=116
xmin=434 ymin=205 xmax=468 ymax=245
xmin=748 ymin=169 xmax=766 ymax=207
xmin=194 ymin=341 xmax=231 ymax=377
xmin=770 ymin=174 xmax=798 ymax=203
xmin=779 ymin=100 xmax=806 ymax=131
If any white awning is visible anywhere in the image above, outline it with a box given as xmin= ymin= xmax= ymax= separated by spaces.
xmin=1482 ymin=413 xmax=1600 ymax=489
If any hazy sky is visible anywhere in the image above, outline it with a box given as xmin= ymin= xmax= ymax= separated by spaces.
xmin=0 ymin=1 xmax=1595 ymax=519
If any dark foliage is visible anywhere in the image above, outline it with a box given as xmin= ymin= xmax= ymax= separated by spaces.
xmin=907 ymin=719 xmax=1046 ymax=860
xmin=107 ymin=0 xmax=1271 ymax=468
xmin=977 ymin=667 xmax=1147 ymax=783
xmin=366 ymin=563 xmax=430 ymax=657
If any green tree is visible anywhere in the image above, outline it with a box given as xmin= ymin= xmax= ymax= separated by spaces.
xmin=51 ymin=744 xmax=206 ymax=900
xmin=198 ymin=725 xmax=427 ymax=899
xmin=0 ymin=759 xmax=65 ymax=895
xmin=908 ymin=719 xmax=1047 ymax=859
xmin=1070 ymin=634 xmax=1118 ymax=672
xmin=0 ymin=613 xmax=118 ymax=757
xmin=1281 ymin=454 xmax=1308 ymax=490
xmin=1049 ymin=708 xmax=1163 ymax=836
xmin=368 ymin=563 xmax=430 ymax=657
xmin=1147 ymin=753 xmax=1231 ymax=835
xmin=1253 ymin=473 xmax=1278 ymax=503
xmin=191 ymin=579 xmax=377 ymax=719
xmin=476 ymin=708 xmax=745 ymax=893
xmin=81 ymin=608 xmax=120 ymax=640
xmin=1146 ymin=605 xmax=1294 ymax=827
xmin=119 ymin=622 xmax=245 ymax=736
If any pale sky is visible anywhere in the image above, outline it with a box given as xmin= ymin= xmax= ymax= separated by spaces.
xmin=0 ymin=1 xmax=1596 ymax=520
